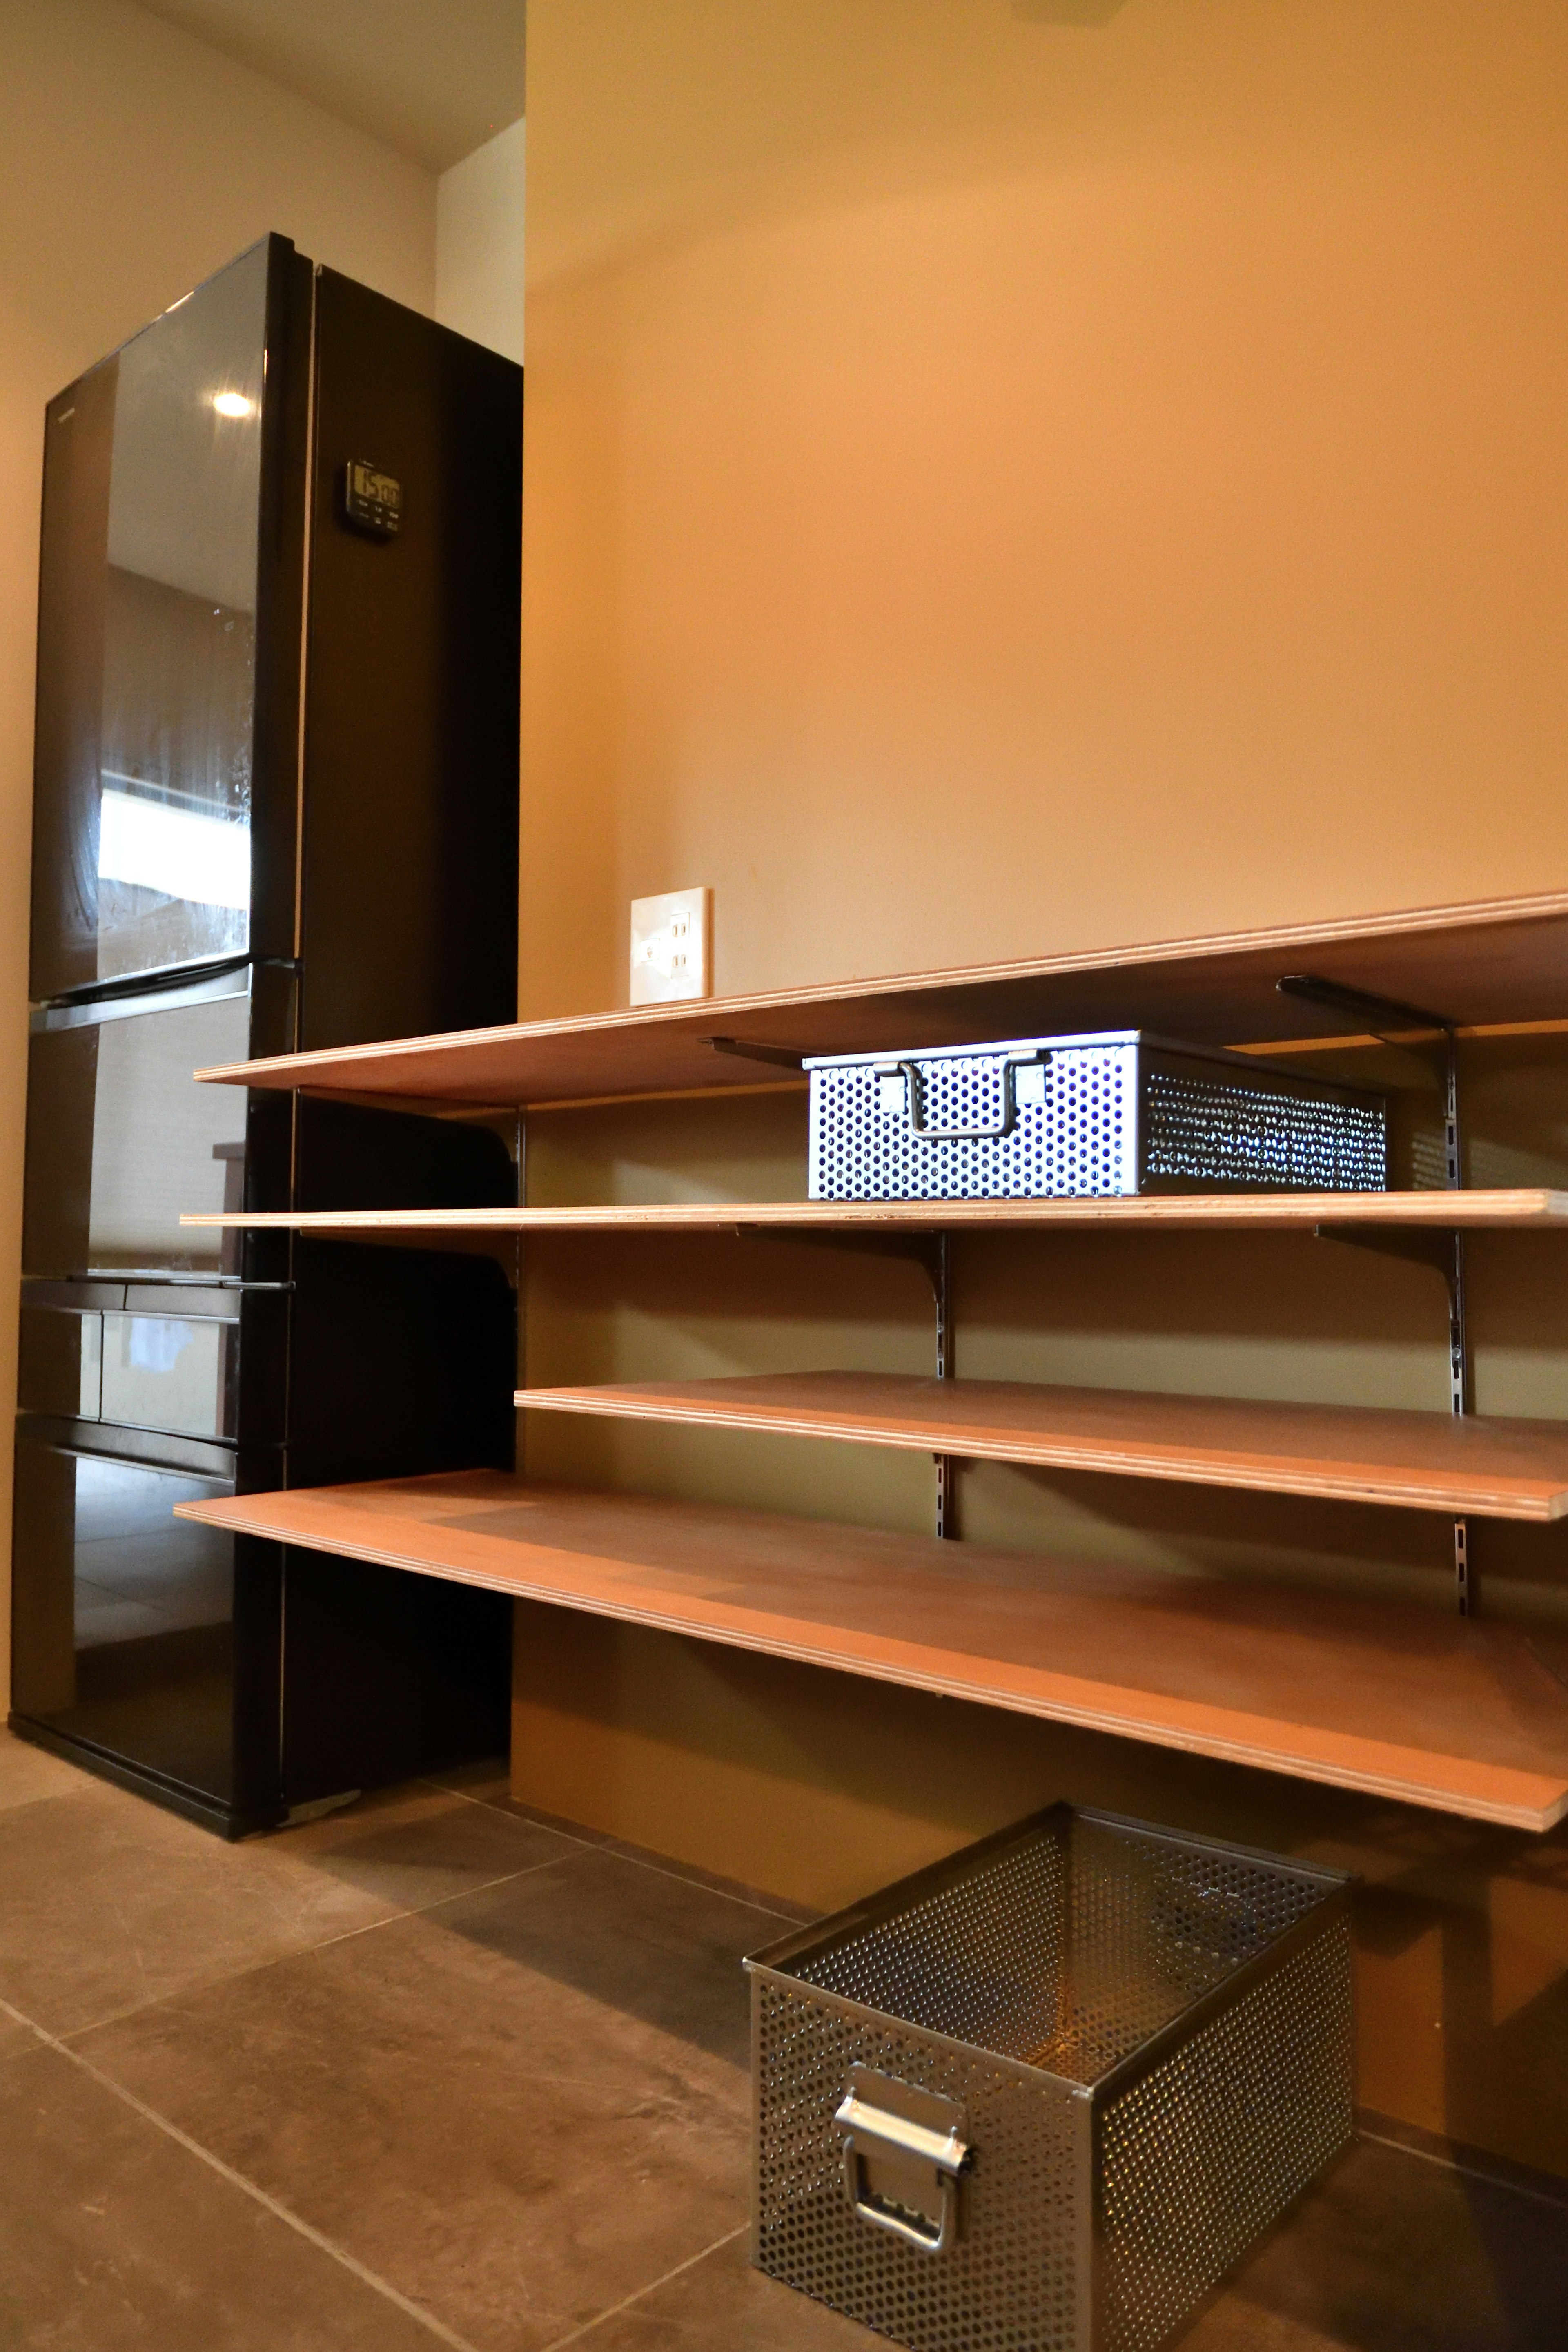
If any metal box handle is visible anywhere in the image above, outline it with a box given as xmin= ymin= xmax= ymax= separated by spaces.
xmin=875 ymin=1053 xmax=1047 ymax=1142
xmin=834 ymin=2067 xmax=971 ymax=2255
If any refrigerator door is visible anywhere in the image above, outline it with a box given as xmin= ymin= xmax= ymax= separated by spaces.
xmin=299 ymin=272 xmax=520 ymax=1047
xmin=18 ymin=1293 xmax=111 ymax=1422
xmin=11 ymin=1428 xmax=243 ymax=1815
xmin=99 ymin=1303 xmax=234 ymax=1440
xmin=19 ymin=1285 xmax=259 ymax=1443
xmin=30 ymin=241 xmax=275 ymax=1000
xmin=24 ymin=973 xmax=254 ymax=1279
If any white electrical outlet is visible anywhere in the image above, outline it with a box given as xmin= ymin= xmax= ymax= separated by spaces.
xmin=630 ymin=887 xmax=712 ymax=1004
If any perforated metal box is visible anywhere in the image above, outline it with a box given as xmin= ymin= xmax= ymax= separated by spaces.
xmin=746 ymin=1806 xmax=1353 ymax=2352
xmin=804 ymin=1031 xmax=1386 ymax=1200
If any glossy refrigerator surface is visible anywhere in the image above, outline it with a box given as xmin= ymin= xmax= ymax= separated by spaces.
xmin=20 ymin=1287 xmax=248 ymax=1443
xmin=15 ymin=235 xmax=523 ymax=1835
xmin=11 ymin=1431 xmax=239 ymax=1806
xmin=24 ymin=977 xmax=253 ymax=1277
xmin=298 ymin=272 xmax=521 ymax=1048
xmin=30 ymin=242 xmax=268 ymax=1001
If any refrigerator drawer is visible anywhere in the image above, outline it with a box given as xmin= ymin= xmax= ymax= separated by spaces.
xmin=18 ymin=1304 xmax=104 ymax=1420
xmin=100 ymin=1309 xmax=233 ymax=1440
xmin=10 ymin=1428 xmax=240 ymax=1807
xmin=24 ymin=976 xmax=252 ymax=1277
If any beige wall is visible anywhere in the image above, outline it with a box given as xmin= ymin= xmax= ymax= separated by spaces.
xmin=516 ymin=1 xmax=1568 ymax=2176
xmin=521 ymin=0 xmax=1568 ymax=1017
xmin=0 ymin=0 xmax=439 ymax=1705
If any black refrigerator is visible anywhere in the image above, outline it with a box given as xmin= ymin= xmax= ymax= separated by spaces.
xmin=12 ymin=235 xmax=521 ymax=1835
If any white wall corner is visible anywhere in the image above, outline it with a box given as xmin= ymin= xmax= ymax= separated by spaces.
xmin=436 ymin=116 xmax=524 ymax=363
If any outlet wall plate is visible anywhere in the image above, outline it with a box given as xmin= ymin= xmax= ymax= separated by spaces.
xmin=630 ymin=887 xmax=712 ymax=1004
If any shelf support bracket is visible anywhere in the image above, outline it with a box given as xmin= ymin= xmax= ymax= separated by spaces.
xmin=1313 ymin=1222 xmax=1472 ymax=1615
xmin=1311 ymin=1225 xmax=1470 ymax=1418
xmin=706 ymin=1036 xmax=806 ymax=1073
xmin=1276 ymin=972 xmax=1462 ymax=1182
xmin=730 ymin=1221 xmax=958 ymax=1541
xmin=1283 ymin=974 xmax=1473 ymax=1614
xmin=933 ymin=1232 xmax=955 ymax=1543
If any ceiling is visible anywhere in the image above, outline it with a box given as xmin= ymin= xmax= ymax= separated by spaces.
xmin=136 ymin=0 xmax=526 ymax=172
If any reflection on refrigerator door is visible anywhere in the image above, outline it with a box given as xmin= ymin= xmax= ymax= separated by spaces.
xmin=32 ymin=239 xmax=266 ymax=999
xmin=100 ymin=1311 xmax=232 ymax=1439
xmin=20 ymin=1292 xmax=243 ymax=1441
xmin=11 ymin=1436 xmax=236 ymax=1804
xmin=24 ymin=979 xmax=251 ymax=1278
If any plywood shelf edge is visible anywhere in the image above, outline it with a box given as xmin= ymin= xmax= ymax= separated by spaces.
xmin=175 ymin=1473 xmax=1568 ymax=1833
xmin=187 ymin=885 xmax=1568 ymax=1109
xmin=178 ymin=1187 xmax=1568 ymax=1235
xmin=512 ymin=1371 xmax=1568 ymax=1521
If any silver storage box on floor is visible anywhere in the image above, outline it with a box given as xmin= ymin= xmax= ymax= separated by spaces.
xmin=804 ymin=1031 xmax=1386 ymax=1200
xmin=746 ymin=1806 xmax=1353 ymax=2352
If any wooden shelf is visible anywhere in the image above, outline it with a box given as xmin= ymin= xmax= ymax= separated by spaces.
xmin=179 ymin=1188 xmax=1568 ymax=1236
xmin=177 ymin=890 xmax=1568 ymax=1843
xmin=192 ymin=887 xmax=1568 ymax=1108
xmin=516 ymin=1371 xmax=1568 ymax=1520
xmin=174 ymin=1472 xmax=1568 ymax=1830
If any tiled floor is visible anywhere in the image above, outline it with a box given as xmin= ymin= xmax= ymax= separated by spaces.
xmin=0 ymin=1729 xmax=1564 ymax=2350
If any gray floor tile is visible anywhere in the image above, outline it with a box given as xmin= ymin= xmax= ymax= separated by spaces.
xmin=592 ymin=1838 xmax=816 ymax=1931
xmin=574 ymin=2230 xmax=873 ymax=2348
xmin=0 ymin=1727 xmax=97 ymax=1815
xmin=0 ymin=1772 xmax=570 ymax=2039
xmin=442 ymin=1839 xmax=779 ymax=2068
xmin=76 ymin=1845 xmax=765 ymax=2352
xmin=426 ymin=1764 xmax=817 ymax=1927
xmin=0 ymin=2006 xmax=44 ymax=2070
xmin=424 ymin=1764 xmax=618 ymax=1846
xmin=11 ymin=1754 xmax=1564 ymax=2352
xmin=587 ymin=2139 xmax=1568 ymax=2352
xmin=0 ymin=2040 xmax=448 ymax=2352
xmin=257 ymin=1778 xmax=582 ymax=1908
xmin=1178 ymin=2138 xmax=1568 ymax=2352
xmin=425 ymin=1757 xmax=546 ymax=1806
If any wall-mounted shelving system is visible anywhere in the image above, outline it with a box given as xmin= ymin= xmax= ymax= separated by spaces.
xmin=176 ymin=887 xmax=1568 ymax=1834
